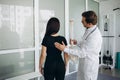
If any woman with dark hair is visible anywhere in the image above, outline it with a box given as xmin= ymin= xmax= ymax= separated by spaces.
xmin=39 ymin=17 xmax=69 ymax=80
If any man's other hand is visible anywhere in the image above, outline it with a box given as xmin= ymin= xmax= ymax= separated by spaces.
xmin=70 ymin=39 xmax=77 ymax=45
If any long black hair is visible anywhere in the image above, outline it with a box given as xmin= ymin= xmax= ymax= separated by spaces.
xmin=45 ymin=17 xmax=60 ymax=36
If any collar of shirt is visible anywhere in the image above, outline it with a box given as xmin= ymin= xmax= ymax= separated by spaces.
xmin=86 ymin=25 xmax=97 ymax=32
xmin=83 ymin=25 xmax=97 ymax=40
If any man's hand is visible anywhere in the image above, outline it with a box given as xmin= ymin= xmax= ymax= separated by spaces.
xmin=70 ymin=39 xmax=77 ymax=45
xmin=54 ymin=41 xmax=66 ymax=51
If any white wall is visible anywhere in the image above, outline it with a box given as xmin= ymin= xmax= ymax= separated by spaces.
xmin=99 ymin=0 xmax=120 ymax=15
xmin=100 ymin=0 xmax=120 ymax=52
xmin=115 ymin=10 xmax=120 ymax=52
xmin=99 ymin=0 xmax=120 ymax=68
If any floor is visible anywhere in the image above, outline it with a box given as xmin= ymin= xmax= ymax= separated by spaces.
xmin=65 ymin=67 xmax=120 ymax=80
xmin=38 ymin=66 xmax=120 ymax=80
xmin=99 ymin=66 xmax=120 ymax=78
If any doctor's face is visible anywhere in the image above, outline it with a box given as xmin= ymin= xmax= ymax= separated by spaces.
xmin=81 ymin=17 xmax=88 ymax=28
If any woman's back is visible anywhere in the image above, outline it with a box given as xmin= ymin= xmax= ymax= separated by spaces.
xmin=42 ymin=35 xmax=67 ymax=61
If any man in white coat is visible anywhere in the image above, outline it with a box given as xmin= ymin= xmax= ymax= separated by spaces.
xmin=54 ymin=11 xmax=102 ymax=80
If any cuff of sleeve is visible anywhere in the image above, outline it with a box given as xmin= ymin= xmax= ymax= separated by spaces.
xmin=64 ymin=47 xmax=69 ymax=54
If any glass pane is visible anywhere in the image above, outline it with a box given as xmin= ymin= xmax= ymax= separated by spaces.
xmin=39 ymin=0 xmax=65 ymax=43
xmin=88 ymin=0 xmax=99 ymax=16
xmin=0 ymin=0 xmax=34 ymax=50
xmin=69 ymin=0 xmax=85 ymax=73
xmin=69 ymin=0 xmax=85 ymax=41
xmin=88 ymin=0 xmax=99 ymax=25
xmin=69 ymin=60 xmax=78 ymax=73
xmin=0 ymin=51 xmax=35 ymax=79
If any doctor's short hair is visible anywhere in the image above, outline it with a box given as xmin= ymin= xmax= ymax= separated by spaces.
xmin=82 ymin=11 xmax=97 ymax=25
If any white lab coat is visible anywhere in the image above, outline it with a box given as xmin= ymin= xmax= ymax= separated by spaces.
xmin=64 ymin=25 xmax=102 ymax=80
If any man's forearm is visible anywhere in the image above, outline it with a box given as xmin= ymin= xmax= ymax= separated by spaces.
xmin=64 ymin=46 xmax=86 ymax=58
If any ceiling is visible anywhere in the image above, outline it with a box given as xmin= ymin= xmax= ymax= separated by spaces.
xmin=93 ymin=0 xmax=110 ymax=2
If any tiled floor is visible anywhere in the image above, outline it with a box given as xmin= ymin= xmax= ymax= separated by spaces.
xmin=65 ymin=67 xmax=120 ymax=80
xmin=99 ymin=66 xmax=120 ymax=78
